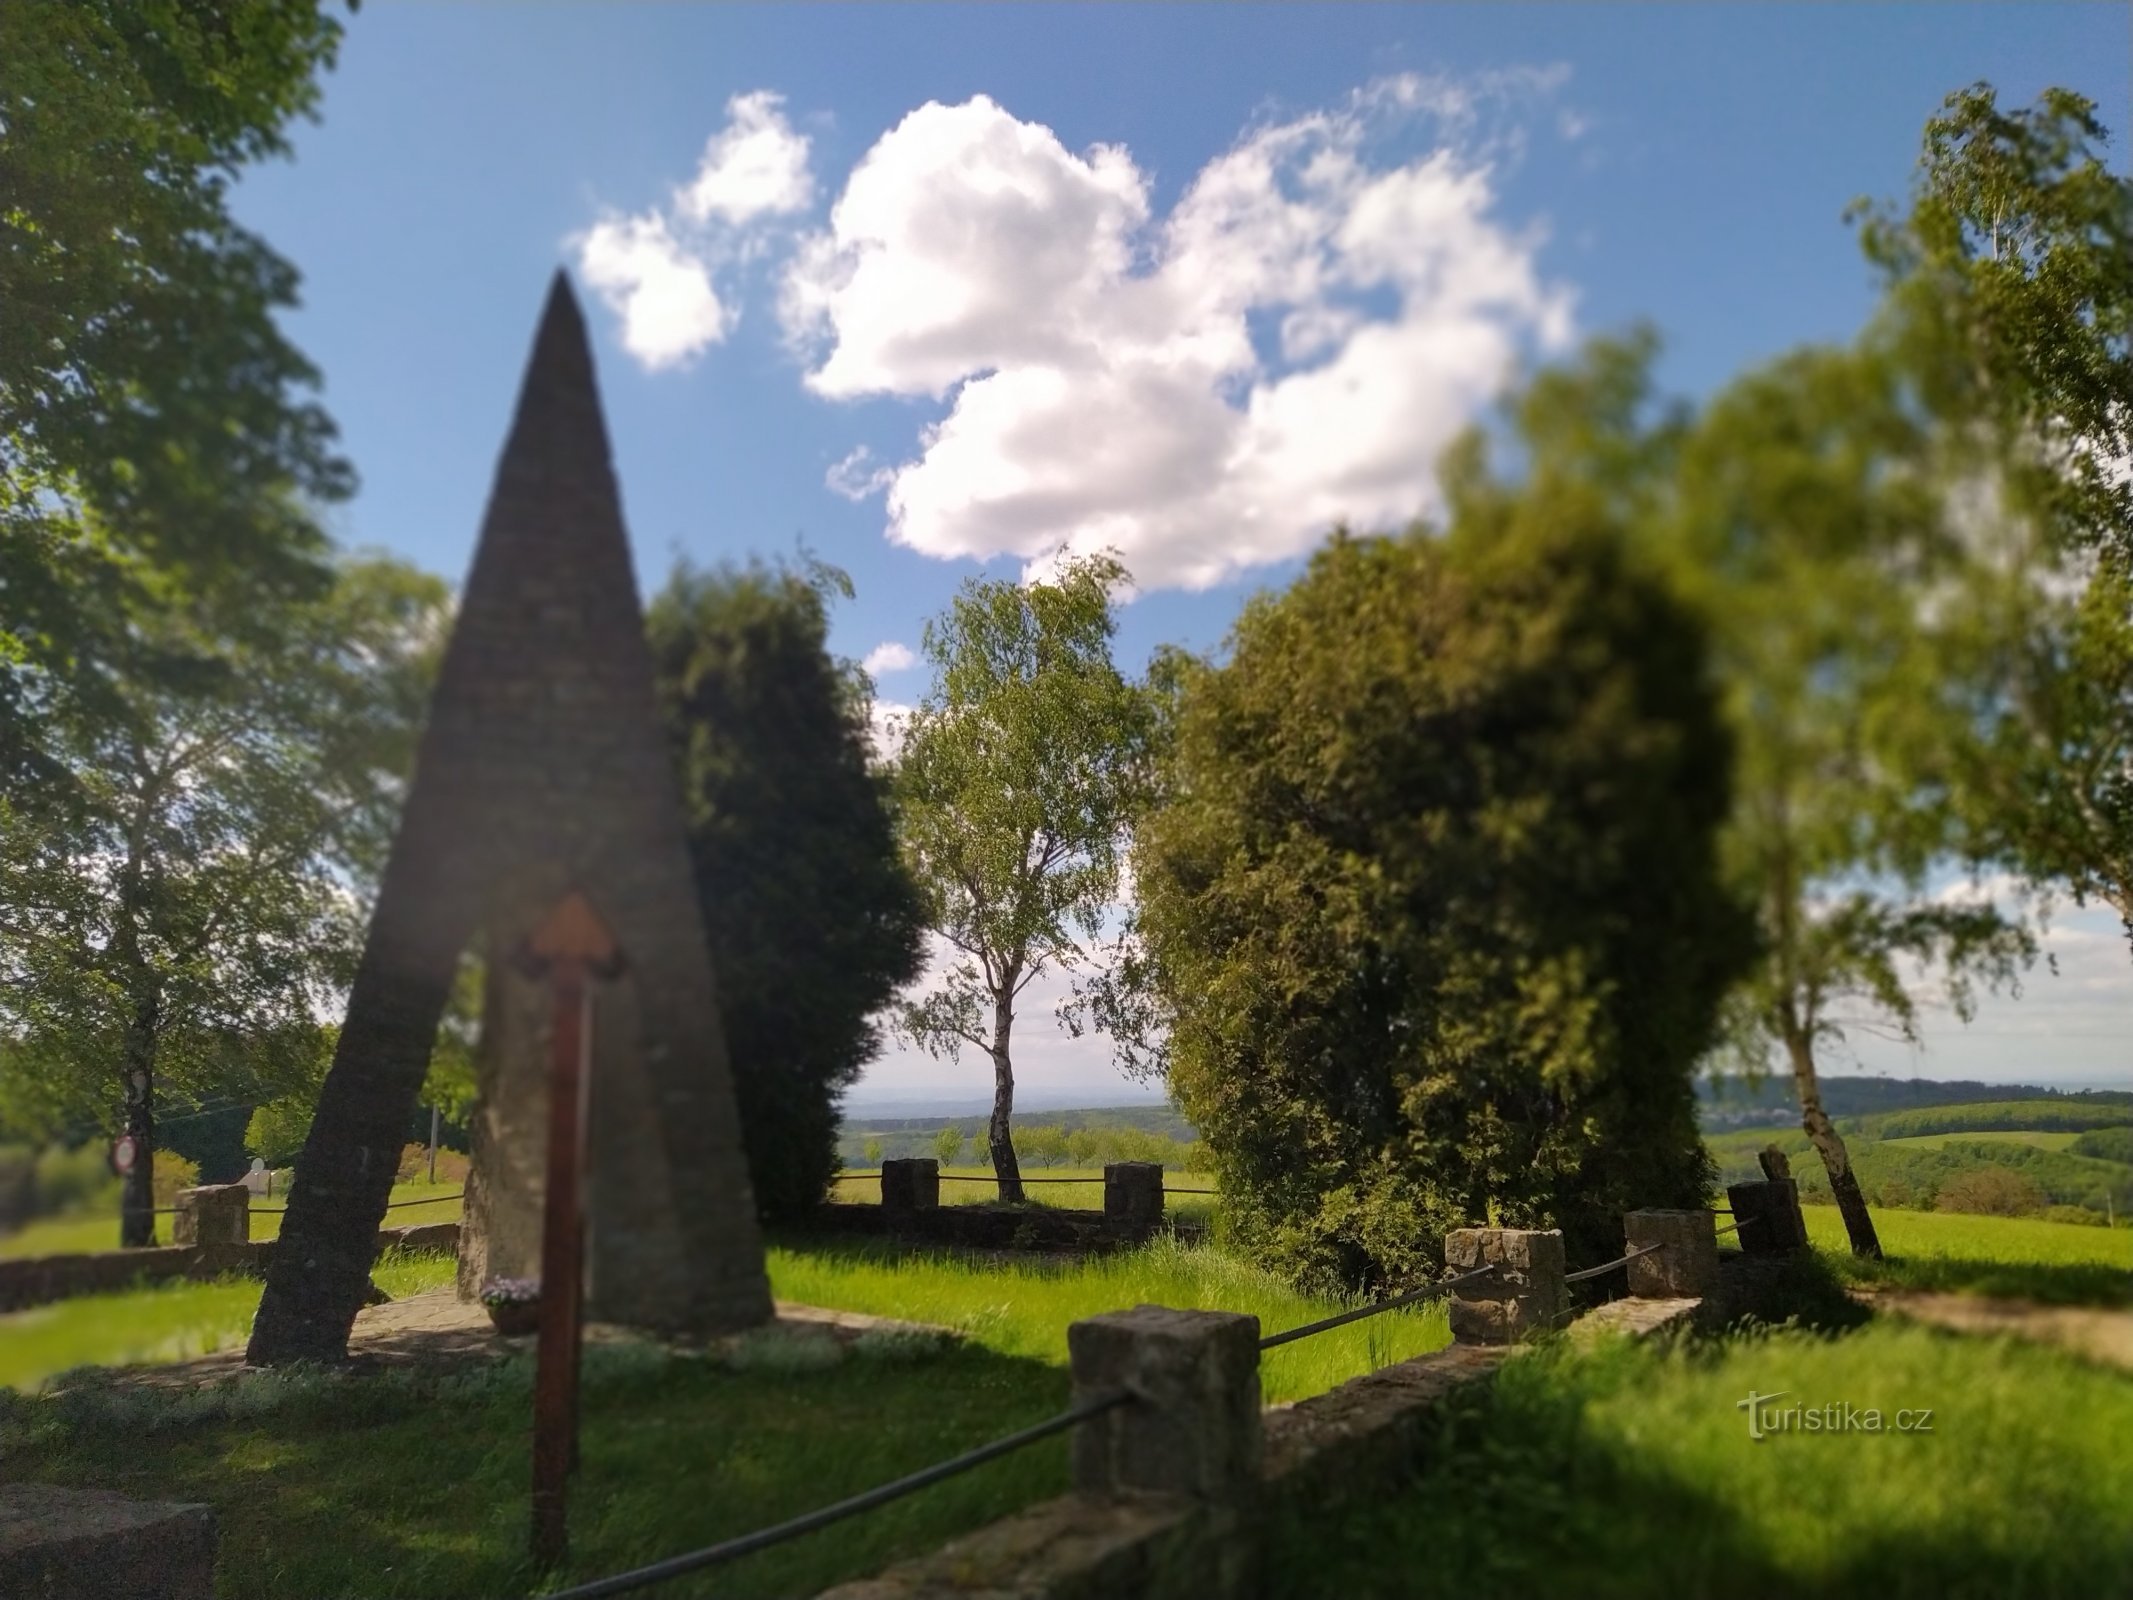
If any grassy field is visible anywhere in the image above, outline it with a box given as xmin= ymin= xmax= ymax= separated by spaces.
xmin=1803 ymin=1205 xmax=2133 ymax=1304
xmin=768 ymin=1231 xmax=1447 ymax=1405
xmin=1876 ymin=1130 xmax=2085 ymax=1151
xmin=0 ymin=1250 xmax=457 ymax=1391
xmin=0 ymin=1180 xmax=467 ymax=1261
xmin=1264 ymin=1320 xmax=2133 ymax=1599
xmin=0 ymin=1233 xmax=1452 ymax=1597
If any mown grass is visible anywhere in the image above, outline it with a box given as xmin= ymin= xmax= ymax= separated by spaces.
xmin=0 ymin=1210 xmax=119 ymax=1259
xmin=0 ymin=1179 xmax=467 ymax=1262
xmin=0 ymin=1250 xmax=458 ymax=1391
xmin=765 ymin=1231 xmax=1448 ymax=1405
xmin=1876 ymin=1130 xmax=2085 ymax=1152
xmin=1 ymin=1233 xmax=1447 ymax=1596
xmin=1802 ymin=1205 xmax=2133 ymax=1305
xmin=3 ymin=1325 xmax=1069 ymax=1599
xmin=1264 ymin=1321 xmax=2133 ymax=1600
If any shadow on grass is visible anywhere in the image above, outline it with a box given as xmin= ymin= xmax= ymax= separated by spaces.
xmin=1716 ymin=1250 xmax=1876 ymax=1335
xmin=1827 ymin=1250 xmax=2133 ymax=1308
xmin=1261 ymin=1324 xmax=2133 ymax=1600
xmin=0 ymin=1332 xmax=1070 ymax=1599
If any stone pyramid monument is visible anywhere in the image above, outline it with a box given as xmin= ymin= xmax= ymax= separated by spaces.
xmin=248 ymin=273 xmax=772 ymax=1365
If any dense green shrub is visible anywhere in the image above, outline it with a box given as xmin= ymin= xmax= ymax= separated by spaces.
xmin=1139 ymin=510 xmax=1754 ymax=1293
xmin=2070 ymin=1126 xmax=2133 ymax=1164
xmin=648 ymin=557 xmax=927 ymax=1222
xmin=1933 ymin=1166 xmax=2049 ymax=1217
xmin=33 ymin=1143 xmax=118 ymax=1215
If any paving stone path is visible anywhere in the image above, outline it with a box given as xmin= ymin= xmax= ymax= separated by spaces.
xmin=72 ymin=1289 xmax=952 ymax=1394
xmin=1850 ymin=1285 xmax=2133 ymax=1371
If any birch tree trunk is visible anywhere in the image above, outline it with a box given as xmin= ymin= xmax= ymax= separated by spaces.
xmin=1786 ymin=1030 xmax=1882 ymax=1259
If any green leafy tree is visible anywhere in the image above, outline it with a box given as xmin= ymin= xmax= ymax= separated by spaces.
xmin=0 ymin=556 xmax=445 ymax=1243
xmin=1 ymin=0 xmax=354 ymax=809
xmin=892 ymin=554 xmax=1153 ymax=1202
xmin=1853 ymin=86 xmax=2133 ymax=949
xmin=1015 ymin=1124 xmax=1069 ymax=1170
xmin=931 ymin=1125 xmax=964 ymax=1167
xmin=1667 ymin=342 xmax=2039 ymax=1261
xmin=1131 ymin=497 xmax=1753 ymax=1292
xmin=861 ymin=1136 xmax=884 ymax=1168
xmin=647 ymin=554 xmax=927 ymax=1221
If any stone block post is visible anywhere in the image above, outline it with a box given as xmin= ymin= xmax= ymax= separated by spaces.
xmin=171 ymin=1184 xmax=249 ymax=1253
xmin=1069 ymin=1306 xmax=1261 ymax=1502
xmin=1624 ymin=1209 xmax=1719 ymax=1297
xmin=1445 ymin=1228 xmax=1567 ymax=1344
xmin=1725 ymin=1179 xmax=1809 ymax=1255
xmin=1104 ymin=1162 xmax=1166 ymax=1236
xmin=880 ymin=1158 xmax=940 ymax=1216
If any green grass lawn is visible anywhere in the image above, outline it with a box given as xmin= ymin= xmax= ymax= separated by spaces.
xmin=0 ymin=1250 xmax=457 ymax=1391
xmin=0 ymin=1180 xmax=467 ymax=1261
xmin=0 ymin=1233 xmax=1449 ymax=1597
xmin=1264 ymin=1320 xmax=2133 ymax=1600
xmin=1875 ymin=1130 xmax=2085 ymax=1151
xmin=767 ymin=1230 xmax=1447 ymax=1405
xmin=1802 ymin=1204 xmax=2133 ymax=1304
xmin=0 ymin=1210 xmax=121 ymax=1259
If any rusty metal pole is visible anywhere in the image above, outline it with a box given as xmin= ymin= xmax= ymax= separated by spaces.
xmin=525 ymin=892 xmax=619 ymax=1571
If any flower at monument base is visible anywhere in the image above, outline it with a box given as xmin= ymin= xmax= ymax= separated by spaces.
xmin=480 ymin=1276 xmax=543 ymax=1335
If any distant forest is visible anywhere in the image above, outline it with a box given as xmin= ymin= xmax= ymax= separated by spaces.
xmin=1698 ymin=1076 xmax=2133 ymax=1129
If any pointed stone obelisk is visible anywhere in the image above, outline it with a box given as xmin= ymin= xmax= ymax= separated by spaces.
xmin=248 ymin=274 xmax=772 ymax=1365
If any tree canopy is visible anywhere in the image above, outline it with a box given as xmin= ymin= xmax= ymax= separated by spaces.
xmin=1 ymin=0 xmax=352 ymax=812
xmin=647 ymin=554 xmax=927 ymax=1221
xmin=891 ymin=553 xmax=1153 ymax=1202
xmin=1132 ymin=499 xmax=1752 ymax=1292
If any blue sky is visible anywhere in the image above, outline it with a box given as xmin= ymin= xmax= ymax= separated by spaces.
xmin=235 ymin=4 xmax=2132 ymax=1106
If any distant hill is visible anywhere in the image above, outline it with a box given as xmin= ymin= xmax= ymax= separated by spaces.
xmin=1697 ymin=1076 xmax=2133 ymax=1129
xmin=837 ymin=1103 xmax=1197 ymax=1163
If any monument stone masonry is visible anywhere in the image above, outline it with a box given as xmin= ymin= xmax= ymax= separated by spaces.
xmin=247 ymin=273 xmax=772 ymax=1364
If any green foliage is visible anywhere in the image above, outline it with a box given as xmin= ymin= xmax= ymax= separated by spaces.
xmin=149 ymin=1150 xmax=198 ymax=1207
xmin=28 ymin=1144 xmax=117 ymax=1217
xmin=647 ymin=555 xmax=927 ymax=1221
xmin=2071 ymin=1126 xmax=2133 ymax=1164
xmin=0 ymin=558 xmax=445 ymax=1139
xmin=1711 ymin=1122 xmax=2133 ymax=1220
xmin=862 ymin=1137 xmax=884 ymax=1168
xmin=1932 ymin=1164 xmax=2049 ymax=1217
xmin=1851 ymin=86 xmax=2133 ymax=945
xmin=1852 ymin=83 xmax=2132 ymax=562
xmin=1136 ymin=495 xmax=1751 ymax=1292
xmin=0 ymin=0 xmax=354 ymax=808
xmin=930 ymin=1126 xmax=963 ymax=1166
xmin=1263 ymin=1322 xmax=2133 ymax=1599
xmin=1866 ymin=1100 xmax=2133 ymax=1139
xmin=1013 ymin=1125 xmax=1069 ymax=1168
xmin=892 ymin=555 xmax=1153 ymax=1181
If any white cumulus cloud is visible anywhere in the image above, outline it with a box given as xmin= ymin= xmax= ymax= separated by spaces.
xmin=576 ymin=212 xmax=732 ymax=371
xmin=680 ymin=90 xmax=816 ymax=225
xmin=863 ymin=640 xmax=917 ymax=676
xmin=574 ymin=90 xmax=814 ymax=369
xmin=781 ymin=75 xmax=1578 ymax=591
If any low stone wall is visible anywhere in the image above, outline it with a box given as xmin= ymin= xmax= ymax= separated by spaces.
xmin=819 ymin=1228 xmax=1788 ymax=1600
xmin=0 ymin=1223 xmax=461 ymax=1314
xmin=796 ymin=1201 xmax=1182 ymax=1254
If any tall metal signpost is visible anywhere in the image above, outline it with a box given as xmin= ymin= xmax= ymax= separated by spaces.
xmin=519 ymin=890 xmax=623 ymax=1568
